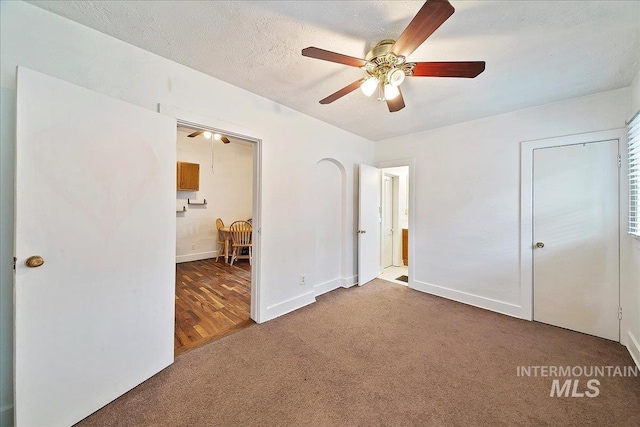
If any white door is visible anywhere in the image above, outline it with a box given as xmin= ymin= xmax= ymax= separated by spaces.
xmin=533 ymin=140 xmax=619 ymax=341
xmin=358 ymin=164 xmax=381 ymax=286
xmin=15 ymin=67 xmax=176 ymax=426
xmin=381 ymin=175 xmax=394 ymax=268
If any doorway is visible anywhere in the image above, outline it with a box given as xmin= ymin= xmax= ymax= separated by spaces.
xmin=174 ymin=123 xmax=257 ymax=355
xmin=378 ymin=166 xmax=410 ymax=285
xmin=358 ymin=161 xmax=413 ymax=288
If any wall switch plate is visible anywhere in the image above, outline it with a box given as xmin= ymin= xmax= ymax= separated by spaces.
xmin=191 ymin=244 xmax=196 ymax=250
xmin=300 ymin=274 xmax=306 ymax=285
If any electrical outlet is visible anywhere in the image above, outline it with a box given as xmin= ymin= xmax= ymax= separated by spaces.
xmin=191 ymin=244 xmax=196 ymax=251
xmin=300 ymin=274 xmax=306 ymax=285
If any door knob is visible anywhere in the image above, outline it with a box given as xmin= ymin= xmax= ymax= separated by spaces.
xmin=357 ymin=229 xmax=367 ymax=234
xmin=25 ymin=256 xmax=44 ymax=268
xmin=536 ymin=242 xmax=545 ymax=249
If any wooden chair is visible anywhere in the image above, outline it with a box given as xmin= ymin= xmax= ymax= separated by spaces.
xmin=215 ymin=218 xmax=227 ymax=262
xmin=229 ymin=220 xmax=252 ymax=266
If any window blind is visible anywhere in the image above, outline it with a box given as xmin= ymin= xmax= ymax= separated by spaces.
xmin=629 ymin=110 xmax=640 ymax=237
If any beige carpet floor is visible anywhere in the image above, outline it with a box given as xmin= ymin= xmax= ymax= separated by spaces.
xmin=77 ymin=279 xmax=639 ymax=426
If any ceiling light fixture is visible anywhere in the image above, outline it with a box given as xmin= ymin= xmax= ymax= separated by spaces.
xmin=384 ymin=84 xmax=400 ymax=100
xmin=387 ymin=68 xmax=406 ymax=87
xmin=359 ymin=46 xmax=414 ymax=105
xmin=302 ymin=0 xmax=487 ymax=113
xmin=360 ymin=76 xmax=379 ymax=97
xmin=213 ymin=133 xmax=222 ymax=140
xmin=203 ymin=131 xmax=212 ymax=139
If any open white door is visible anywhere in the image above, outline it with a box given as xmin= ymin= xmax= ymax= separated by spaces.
xmin=14 ymin=67 xmax=176 ymax=426
xmin=358 ymin=164 xmax=381 ymax=286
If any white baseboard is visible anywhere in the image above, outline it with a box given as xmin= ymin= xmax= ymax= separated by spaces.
xmin=411 ymin=280 xmax=523 ymax=318
xmin=176 ymin=250 xmax=216 ymax=263
xmin=264 ymin=291 xmax=316 ymax=321
xmin=625 ymin=330 xmax=640 ymax=369
xmin=0 ymin=405 xmax=13 ymax=427
xmin=341 ymin=275 xmax=358 ymax=288
xmin=314 ymin=278 xmax=341 ymax=296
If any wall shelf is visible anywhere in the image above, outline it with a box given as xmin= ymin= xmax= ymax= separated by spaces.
xmin=188 ymin=198 xmax=207 ymax=205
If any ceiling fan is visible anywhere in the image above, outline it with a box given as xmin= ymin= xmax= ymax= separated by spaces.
xmin=187 ymin=130 xmax=231 ymax=144
xmin=301 ymin=0 xmax=485 ymax=112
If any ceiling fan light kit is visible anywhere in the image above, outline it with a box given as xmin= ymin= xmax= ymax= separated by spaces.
xmin=384 ymin=83 xmax=400 ymax=101
xmin=301 ymin=0 xmax=485 ymax=113
xmin=360 ymin=76 xmax=379 ymax=97
xmin=388 ymin=68 xmax=406 ymax=87
xmin=187 ymin=130 xmax=231 ymax=144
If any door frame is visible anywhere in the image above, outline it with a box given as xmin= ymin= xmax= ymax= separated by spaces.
xmin=520 ymin=128 xmax=627 ymax=323
xmin=375 ymin=159 xmax=415 ymax=288
xmin=159 ymin=104 xmax=264 ymax=323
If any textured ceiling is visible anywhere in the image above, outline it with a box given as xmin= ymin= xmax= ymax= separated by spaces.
xmin=28 ymin=1 xmax=640 ymax=141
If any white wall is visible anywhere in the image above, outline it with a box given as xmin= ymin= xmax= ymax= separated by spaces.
xmin=0 ymin=2 xmax=373 ymax=423
xmin=631 ymin=70 xmax=640 ymax=114
xmin=375 ymin=88 xmax=632 ymax=318
xmin=175 ymin=129 xmax=253 ymax=262
xmin=624 ymin=69 xmax=640 ymax=368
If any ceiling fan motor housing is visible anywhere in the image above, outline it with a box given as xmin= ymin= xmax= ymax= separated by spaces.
xmin=363 ymin=40 xmax=415 ymax=87
xmin=365 ymin=39 xmax=396 ymax=61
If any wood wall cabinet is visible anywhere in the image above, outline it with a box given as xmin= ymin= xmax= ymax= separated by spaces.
xmin=177 ymin=162 xmax=200 ymax=191
xmin=402 ymin=228 xmax=408 ymax=266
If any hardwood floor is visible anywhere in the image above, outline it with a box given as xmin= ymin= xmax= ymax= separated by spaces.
xmin=175 ymin=258 xmax=253 ymax=356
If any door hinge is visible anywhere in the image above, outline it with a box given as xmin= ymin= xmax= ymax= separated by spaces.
xmin=13 ymin=257 xmax=17 ymax=270
xmin=617 ymin=154 xmax=622 ymax=168
xmin=618 ymin=306 xmax=623 ymax=320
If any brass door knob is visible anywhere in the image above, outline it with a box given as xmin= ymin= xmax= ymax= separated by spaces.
xmin=25 ymin=256 xmax=44 ymax=268
xmin=536 ymin=242 xmax=545 ymax=249
xmin=357 ymin=229 xmax=367 ymax=234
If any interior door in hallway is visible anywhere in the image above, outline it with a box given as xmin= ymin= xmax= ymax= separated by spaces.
xmin=381 ymin=174 xmax=394 ymax=268
xmin=533 ymin=140 xmax=619 ymax=341
xmin=14 ymin=67 xmax=176 ymax=426
xmin=358 ymin=164 xmax=381 ymax=286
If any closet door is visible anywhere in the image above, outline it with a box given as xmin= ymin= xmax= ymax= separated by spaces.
xmin=533 ymin=140 xmax=619 ymax=341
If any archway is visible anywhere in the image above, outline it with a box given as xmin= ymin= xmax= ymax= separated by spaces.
xmin=313 ymin=158 xmax=347 ymax=295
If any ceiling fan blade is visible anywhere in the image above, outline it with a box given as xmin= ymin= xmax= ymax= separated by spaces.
xmin=386 ymin=87 xmax=405 ymax=113
xmin=412 ymin=61 xmax=485 ymax=78
xmin=221 ymin=136 xmax=231 ymax=144
xmin=392 ymin=0 xmax=455 ymax=58
xmin=302 ymin=47 xmax=367 ymax=68
xmin=188 ymin=130 xmax=203 ymax=138
xmin=319 ymin=79 xmax=365 ymax=104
